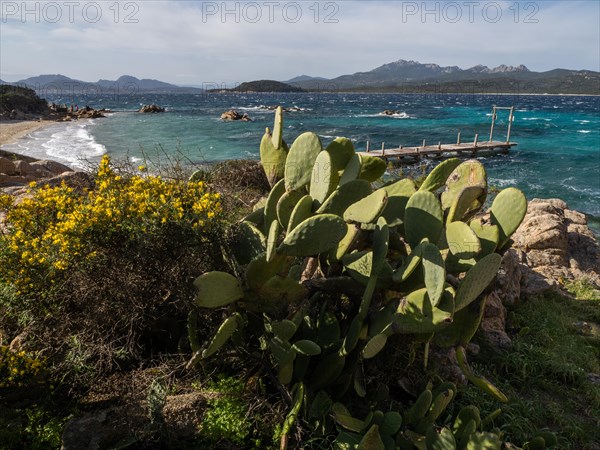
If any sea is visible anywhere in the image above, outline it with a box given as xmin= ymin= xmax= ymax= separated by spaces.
xmin=2 ymin=92 xmax=599 ymax=233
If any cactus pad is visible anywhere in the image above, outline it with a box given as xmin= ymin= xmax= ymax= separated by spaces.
xmin=264 ymin=178 xmax=286 ymax=234
xmin=271 ymin=106 xmax=283 ymax=149
xmin=233 ymin=221 xmax=265 ymax=264
xmin=202 ymin=314 xmax=240 ymax=358
xmin=358 ymin=425 xmax=385 ymax=449
xmin=422 ymin=243 xmax=446 ymax=307
xmin=272 ymin=319 xmax=297 ymax=341
xmin=419 ymin=158 xmax=461 ymax=192
xmin=292 ymin=340 xmax=322 ymax=356
xmin=334 ymin=224 xmax=360 ymax=260
xmin=326 ymin=137 xmax=356 ymax=171
xmin=342 ymin=250 xmax=394 ymax=287
xmin=359 ymin=154 xmax=387 ymax=182
xmin=279 ymin=214 xmax=347 ymax=256
xmin=404 ymin=190 xmax=443 ymax=248
xmin=381 ymin=178 xmax=417 ymax=228
xmin=394 ymin=287 xmax=454 ymax=334
xmin=277 ymin=189 xmax=305 ymax=230
xmin=194 ymin=271 xmax=244 ymax=308
xmin=258 ymin=275 xmax=308 ymax=304
xmin=425 ymin=427 xmax=456 ymax=449
xmin=287 ymin=194 xmax=314 ymax=233
xmin=266 ymin=219 xmax=280 ymax=262
xmin=245 ymin=253 xmax=293 ymax=291
xmin=285 ymin=131 xmax=323 ymax=191
xmin=435 ymin=297 xmax=486 ymax=348
xmin=317 ymin=179 xmax=372 ymax=216
xmin=310 ymin=151 xmax=339 ymax=207
xmin=339 ymin=153 xmax=362 ymax=185
xmin=392 ymin=244 xmax=423 ymax=283
xmin=456 ymin=346 xmax=508 ymax=403
xmin=343 ymin=188 xmax=388 ymax=224
xmin=260 ymin=124 xmax=288 ymax=187
xmin=362 ymin=333 xmax=388 ymax=359
xmin=455 ymin=253 xmax=501 ymax=311
xmin=446 ymin=185 xmax=486 ymax=223
xmin=490 ymin=187 xmax=527 ymax=249
xmin=469 ymin=218 xmax=499 ymax=256
xmin=446 ymin=221 xmax=481 ymax=259
xmin=441 ymin=159 xmax=487 ymax=211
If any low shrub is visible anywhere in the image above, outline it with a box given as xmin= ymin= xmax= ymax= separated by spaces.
xmin=0 ymin=155 xmax=226 ymax=386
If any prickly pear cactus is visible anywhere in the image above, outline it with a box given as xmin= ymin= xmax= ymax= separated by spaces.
xmin=260 ymin=106 xmax=289 ymax=187
xmin=191 ymin=108 xmax=531 ymax=449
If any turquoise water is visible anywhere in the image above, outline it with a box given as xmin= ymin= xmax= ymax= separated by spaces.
xmin=3 ymin=93 xmax=599 ymax=228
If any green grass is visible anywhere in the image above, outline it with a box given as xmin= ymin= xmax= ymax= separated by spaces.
xmin=456 ymin=289 xmax=600 ymax=449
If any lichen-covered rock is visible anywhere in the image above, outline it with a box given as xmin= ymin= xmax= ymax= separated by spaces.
xmin=512 ymin=198 xmax=600 ymax=289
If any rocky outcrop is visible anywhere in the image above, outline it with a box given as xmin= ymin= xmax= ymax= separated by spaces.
xmin=0 ymin=156 xmax=74 ymax=186
xmin=139 ymin=104 xmax=165 ymax=113
xmin=76 ymin=107 xmax=106 ymax=119
xmin=478 ymin=198 xmax=600 ymax=350
xmin=512 ymin=198 xmax=600 ymax=293
xmin=220 ymin=110 xmax=252 ymax=121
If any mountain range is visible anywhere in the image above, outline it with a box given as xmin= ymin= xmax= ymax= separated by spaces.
xmin=1 ymin=74 xmax=204 ymax=94
xmin=286 ymin=60 xmax=599 ymax=94
xmin=2 ymin=60 xmax=598 ymax=95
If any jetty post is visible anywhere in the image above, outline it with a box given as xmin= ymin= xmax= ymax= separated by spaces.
xmin=489 ymin=105 xmax=497 ymax=141
xmin=506 ymin=106 xmax=515 ymax=143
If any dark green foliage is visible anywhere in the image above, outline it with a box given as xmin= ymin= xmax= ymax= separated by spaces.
xmin=0 ymin=84 xmax=48 ymax=115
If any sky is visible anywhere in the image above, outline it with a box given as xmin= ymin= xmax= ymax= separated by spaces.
xmin=1 ymin=0 xmax=599 ymax=85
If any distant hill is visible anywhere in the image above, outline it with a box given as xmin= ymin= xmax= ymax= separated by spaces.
xmin=284 ymin=75 xmax=328 ymax=83
xmin=289 ymin=60 xmax=600 ymax=95
xmin=212 ymin=80 xmax=305 ymax=93
xmin=8 ymin=74 xmax=204 ymax=94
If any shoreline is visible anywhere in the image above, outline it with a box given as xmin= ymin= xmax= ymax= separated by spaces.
xmin=0 ymin=119 xmax=56 ymax=148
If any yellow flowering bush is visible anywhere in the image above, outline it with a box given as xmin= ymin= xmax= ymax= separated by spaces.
xmin=0 ymin=154 xmax=222 ymax=294
xmin=0 ymin=345 xmax=46 ymax=388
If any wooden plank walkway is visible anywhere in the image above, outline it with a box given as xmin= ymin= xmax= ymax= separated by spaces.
xmin=358 ymin=105 xmax=518 ymax=162
xmin=358 ymin=140 xmax=517 ymax=161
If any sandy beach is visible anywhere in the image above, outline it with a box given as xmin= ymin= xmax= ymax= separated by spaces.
xmin=0 ymin=120 xmax=54 ymax=148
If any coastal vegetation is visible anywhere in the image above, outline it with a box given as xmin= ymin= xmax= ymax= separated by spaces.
xmin=0 ymin=108 xmax=598 ymax=449
xmin=0 ymin=85 xmax=48 ymax=117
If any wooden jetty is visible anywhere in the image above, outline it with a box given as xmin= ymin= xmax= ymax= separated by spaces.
xmin=358 ymin=106 xmax=517 ymax=162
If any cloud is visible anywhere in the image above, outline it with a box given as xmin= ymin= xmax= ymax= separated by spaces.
xmin=1 ymin=1 xmax=598 ymax=83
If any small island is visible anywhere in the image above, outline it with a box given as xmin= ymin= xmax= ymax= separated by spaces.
xmin=210 ymin=79 xmax=305 ymax=93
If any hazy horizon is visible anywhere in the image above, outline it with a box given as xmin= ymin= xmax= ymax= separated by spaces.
xmin=1 ymin=1 xmax=599 ymax=84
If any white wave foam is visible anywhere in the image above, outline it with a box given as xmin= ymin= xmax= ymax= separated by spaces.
xmin=41 ymin=120 xmax=106 ymax=168
xmin=0 ymin=121 xmax=103 ymax=168
xmin=577 ymin=130 xmax=591 ymax=133
xmin=489 ymin=178 xmax=518 ymax=187
xmin=380 ymin=111 xmax=411 ymax=119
